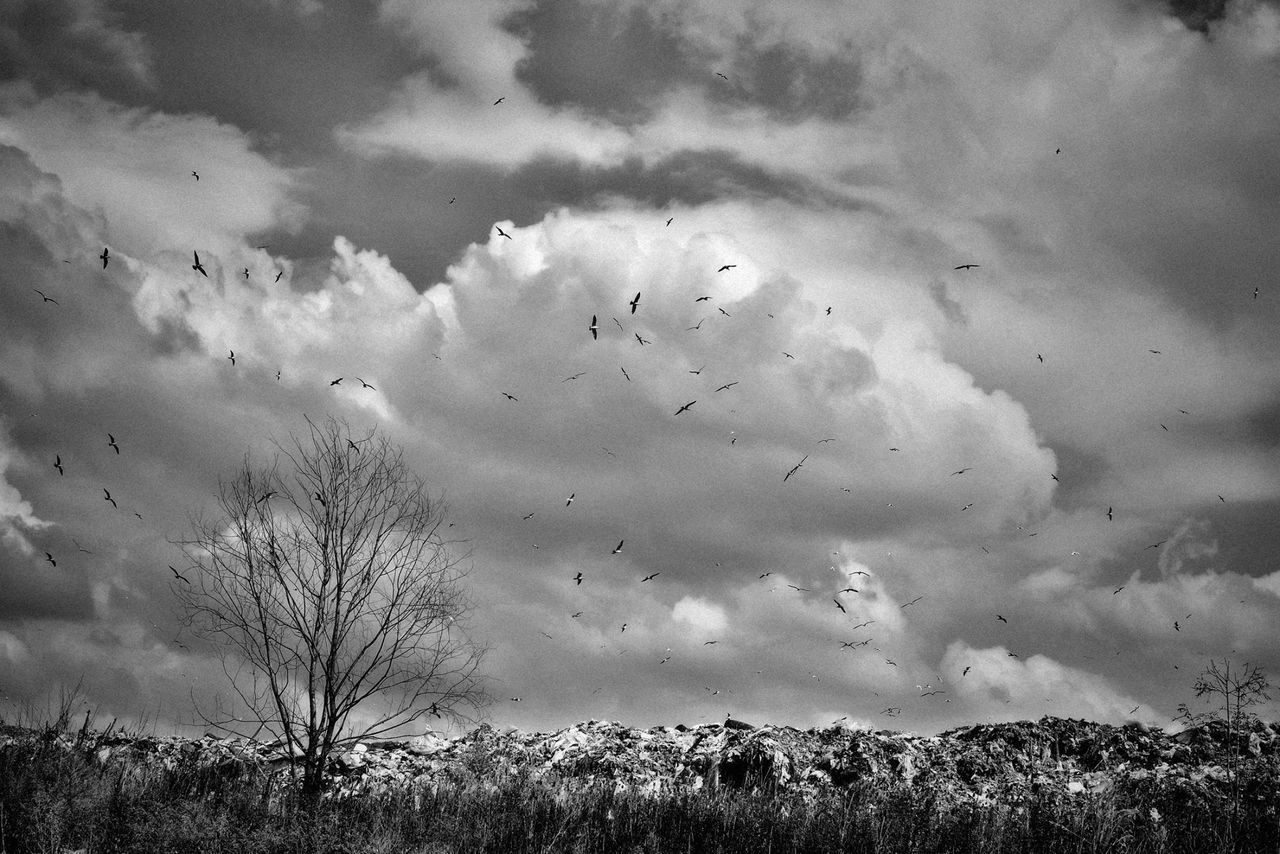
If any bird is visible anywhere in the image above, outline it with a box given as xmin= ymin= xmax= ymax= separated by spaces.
xmin=759 ymin=572 xmax=772 ymax=579
xmin=885 ymin=659 xmax=898 ymax=667
xmin=501 ymin=392 xmax=518 ymax=401
xmin=45 ymin=552 xmax=56 ymax=567
xmin=103 ymin=488 xmax=117 ymax=508
xmin=493 ymin=97 xmax=505 ymax=105
xmin=1113 ymin=586 xmax=1125 ymax=594
xmin=191 ymin=171 xmax=199 ymax=180
xmin=901 ymin=596 xmax=923 ymax=608
xmin=573 ymin=572 xmax=583 ymax=585
xmin=242 ymin=267 xmax=249 ymax=279
xmin=565 ymin=493 xmax=575 ymax=507
xmin=714 ymin=382 xmax=738 ymax=392
xmin=641 ymin=572 xmax=660 ymax=583
xmin=781 ymin=351 xmax=794 ymax=359
xmin=274 ymin=271 xmax=283 ymax=282
xmin=571 ymin=611 xmax=583 ymax=618
xmin=825 ymin=306 xmax=832 ymax=315
xmin=962 ymin=666 xmax=971 ymax=676
xmin=833 ymin=599 xmax=846 ymax=614
xmin=850 ymin=620 xmax=876 ymax=630
xmin=313 ymin=492 xmax=326 ymax=507
xmin=612 ymin=540 xmax=624 ymax=554
xmin=107 ymin=434 xmax=120 ymax=454
xmin=674 ymin=401 xmax=696 ymax=416
xmin=687 ymin=319 xmax=705 ymax=331
xmin=1107 ymin=506 xmax=1113 ymax=521
xmin=786 ymin=584 xmax=810 ymax=592
xmin=100 ymin=247 xmax=109 ymax=268
xmin=666 ymin=217 xmax=673 ymax=226
xmin=589 ymin=315 xmax=598 ymax=340
xmin=228 ymin=350 xmax=235 ymax=366
xmin=996 ymin=615 xmax=1008 ymax=623
xmin=73 ymin=539 xmax=92 ymax=554
xmin=694 ymin=296 xmax=711 ymax=302
xmin=783 ymin=454 xmax=808 ymax=481
xmin=330 ymin=378 xmax=343 ymax=386
xmin=717 ymin=264 xmax=736 ymax=272
xmin=716 ymin=72 xmax=728 ymax=80
xmin=817 ymin=438 xmax=835 ymax=443
xmin=689 ymin=365 xmax=704 ymax=375
xmin=1037 ymin=354 xmax=1044 ymax=363
xmin=951 ymin=467 xmax=971 ymax=476
xmin=523 ymin=512 xmax=535 ymax=520
xmin=53 ymin=455 xmax=63 ymax=475
xmin=920 ymin=690 xmax=946 ymax=697
xmin=612 ymin=317 xmax=624 ymax=331
xmin=629 ymin=292 xmax=641 ymax=314
xmin=621 ymin=367 xmax=631 ymax=381
xmin=256 ymin=491 xmax=276 ymax=504
xmin=719 ymin=307 xmax=731 ymax=317
xmin=1148 ymin=349 xmax=1161 ymax=354
xmin=356 ymin=378 xmax=375 ymax=389
xmin=33 ymin=289 xmax=58 ymax=304
xmin=494 ymin=226 xmax=514 ymax=241
xmin=1050 ymin=474 xmax=1059 ymax=481
xmin=346 ymin=439 xmax=361 ymax=453
xmin=620 ymin=623 xmax=627 ymax=633
xmin=954 ymin=264 xmax=979 ymax=270
xmin=635 ymin=333 xmax=650 ymax=345
xmin=169 ymin=566 xmax=190 ymax=584
xmin=192 ymin=251 xmax=207 ymax=277
xmin=1147 ymin=540 xmax=1166 ymax=549
xmin=1007 ymin=652 xmax=1020 ymax=659
xmin=839 ymin=587 xmax=859 ymax=594
xmin=1218 ymin=495 xmax=1225 ymax=502
xmin=1128 ymin=705 xmax=1140 ymax=715
xmin=961 ymin=503 xmax=974 ymax=511
xmin=1253 ymin=287 xmax=1259 ymax=300
xmin=703 ymin=640 xmax=718 ymax=645
xmin=1174 ymin=621 xmax=1181 ymax=632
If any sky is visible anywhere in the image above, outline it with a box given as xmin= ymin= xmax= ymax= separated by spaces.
xmin=1 ymin=0 xmax=1279 ymax=740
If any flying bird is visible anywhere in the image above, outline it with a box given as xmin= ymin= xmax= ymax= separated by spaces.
xmin=833 ymin=599 xmax=846 ymax=614
xmin=783 ymin=454 xmax=808 ymax=481
xmin=714 ymin=382 xmax=738 ymax=392
xmin=620 ymin=623 xmax=627 ymax=633
xmin=850 ymin=620 xmax=876 ymax=630
xmin=1253 ymin=287 xmax=1259 ymax=300
xmin=313 ymin=492 xmax=326 ymax=507
xmin=169 ymin=566 xmax=190 ymax=584
xmin=501 ymin=392 xmax=518 ymax=401
xmin=703 ymin=640 xmax=718 ymax=645
xmin=786 ymin=584 xmax=810 ymax=592
xmin=522 ymin=512 xmax=535 ymax=520
xmin=192 ymin=251 xmax=207 ymax=277
xmin=781 ymin=351 xmax=794 ymax=359
xmin=759 ymin=572 xmax=773 ymax=579
xmin=107 ymin=434 xmax=120 ymax=454
xmin=53 ymin=455 xmax=63 ymax=476
xmin=356 ymin=378 xmax=375 ymax=389
xmin=719 ymin=307 xmax=732 ymax=317
xmin=635 ymin=333 xmax=650 ymax=345
xmin=1148 ymin=349 xmax=1161 ymax=354
xmin=493 ymin=97 xmax=505 ymax=105
xmin=330 ymin=377 xmax=342 ymax=386
xmin=687 ymin=319 xmax=705 ymax=331
xmin=1113 ymin=586 xmax=1125 ymax=594
xmin=962 ymin=666 xmax=971 ymax=676
xmin=621 ymin=367 xmax=631 ymax=381
xmin=954 ymin=264 xmax=979 ymax=270
xmin=612 ymin=540 xmax=624 ymax=554
xmin=45 ymin=552 xmax=56 ymax=567
xmin=1147 ymin=540 xmax=1166 ymax=549
xmin=666 ymin=217 xmax=673 ymax=226
xmin=1107 ymin=506 xmax=1113 ymax=521
xmin=825 ymin=306 xmax=832 ymax=315
xmin=885 ymin=660 xmax=898 ymax=667
xmin=612 ymin=317 xmax=624 ymax=331
xmin=571 ymin=611 xmax=583 ymax=618
xmin=496 ymin=226 xmax=512 ymax=239
xmin=629 ymin=292 xmax=641 ymax=314
xmin=996 ymin=615 xmax=1008 ymax=623
xmin=901 ymin=596 xmax=923 ymax=608
xmin=694 ymin=296 xmax=711 ymax=302
xmin=191 ymin=171 xmax=199 ymax=180
xmin=228 ymin=350 xmax=235 ymax=366
xmin=33 ymin=289 xmax=58 ymax=304
xmin=274 ymin=271 xmax=283 ymax=282
xmin=103 ymin=488 xmax=117 ymax=508
xmin=674 ymin=400 xmax=696 ymax=416
xmin=242 ymin=267 xmax=249 ymax=279
xmin=346 ymin=439 xmax=361 ymax=453
xmin=100 ymin=247 xmax=109 ymax=268
xmin=641 ymin=572 xmax=660 ymax=582
xmin=717 ymin=264 xmax=736 ymax=272
xmin=689 ymin=365 xmax=704 ymax=375
xmin=817 ymin=438 xmax=835 ymax=443
xmin=716 ymin=72 xmax=728 ymax=80
xmin=1037 ymin=354 xmax=1044 ymax=363
xmin=589 ymin=315 xmax=598 ymax=340
xmin=256 ymin=491 xmax=277 ymax=504
xmin=1174 ymin=621 xmax=1181 ymax=631
xmin=573 ymin=572 xmax=583 ymax=585
xmin=951 ymin=467 xmax=971 ymax=476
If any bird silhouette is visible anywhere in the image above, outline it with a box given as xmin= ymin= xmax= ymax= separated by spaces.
xmin=714 ymin=382 xmax=738 ymax=392
xmin=33 ymin=289 xmax=58 ymax=304
xmin=687 ymin=319 xmax=705 ymax=331
xmin=169 ymin=566 xmax=190 ymax=584
xmin=192 ymin=251 xmax=208 ymax=277
xmin=274 ymin=270 xmax=283 ymax=282
xmin=313 ymin=492 xmax=326 ymax=507
xmin=1113 ymin=586 xmax=1125 ymax=594
xmin=100 ymin=247 xmax=109 ymax=268
xmin=356 ymin=378 xmax=375 ymax=389
xmin=346 ymin=439 xmax=361 ymax=453
xmin=641 ymin=572 xmax=660 ymax=582
xmin=242 ymin=267 xmax=249 ymax=279
xmin=783 ymin=454 xmax=807 ymax=481
xmin=1147 ymin=540 xmax=1166 ymax=549
xmin=1107 ymin=506 xmax=1113 ymax=521
xmin=951 ymin=467 xmax=971 ymax=476
xmin=53 ymin=455 xmax=63 ymax=475
xmin=103 ymin=488 xmax=117 ymax=508
xmin=329 ymin=377 xmax=343 ymax=386
xmin=718 ymin=307 xmax=732 ymax=317
xmin=996 ymin=615 xmax=1008 ymax=623
xmin=954 ymin=264 xmax=978 ymax=270
xmin=496 ymin=226 xmax=512 ymax=239
xmin=629 ymin=292 xmax=641 ymax=314
xmin=256 ymin=491 xmax=277 ymax=504
xmin=228 ymin=350 xmax=235 ymax=366
xmin=833 ymin=599 xmax=846 ymax=613
xmin=635 ymin=333 xmax=650 ymax=345
xmin=501 ymin=392 xmax=518 ymax=401
xmin=825 ymin=306 xmax=832 ymax=315
xmin=191 ymin=171 xmax=199 ymax=180
xmin=1037 ymin=354 xmax=1044 ymax=363
xmin=45 ymin=552 xmax=56 ymax=567
xmin=107 ymin=434 xmax=120 ymax=454
xmin=621 ymin=367 xmax=631 ymax=381
xmin=781 ymin=351 xmax=794 ymax=359
xmin=493 ymin=97 xmax=505 ymax=105
xmin=666 ymin=217 xmax=673 ymax=226
xmin=962 ymin=666 xmax=971 ymax=676
xmin=901 ymin=596 xmax=923 ymax=608
xmin=1174 ymin=621 xmax=1181 ymax=631
xmin=589 ymin=315 xmax=598 ymax=340
xmin=689 ymin=365 xmax=704 ymax=375
xmin=717 ymin=264 xmax=736 ymax=272
xmin=694 ymin=296 xmax=711 ymax=302
xmin=716 ymin=72 xmax=728 ymax=80
xmin=674 ymin=400 xmax=696 ymax=416
xmin=523 ymin=512 xmax=535 ymax=520
xmin=786 ymin=584 xmax=810 ymax=592
xmin=565 ymin=493 xmax=574 ymax=507
xmin=612 ymin=540 xmax=624 ymax=554
xmin=571 ymin=611 xmax=583 ymax=618
xmin=574 ymin=572 xmax=583 ymax=585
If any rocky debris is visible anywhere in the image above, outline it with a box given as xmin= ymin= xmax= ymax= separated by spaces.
xmin=4 ymin=716 xmax=1277 ymax=807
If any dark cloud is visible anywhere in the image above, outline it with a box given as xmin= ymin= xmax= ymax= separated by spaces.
xmin=505 ymin=0 xmax=863 ymax=126
xmin=928 ymin=280 xmax=968 ymax=326
xmin=1165 ymin=0 xmax=1230 ymax=32
xmin=0 ymin=0 xmax=152 ymax=94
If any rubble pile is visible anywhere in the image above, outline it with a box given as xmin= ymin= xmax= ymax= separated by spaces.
xmin=4 ymin=716 xmax=1277 ymax=807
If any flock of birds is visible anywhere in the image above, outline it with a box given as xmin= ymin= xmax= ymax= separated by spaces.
xmin=23 ymin=85 xmax=1261 ymax=729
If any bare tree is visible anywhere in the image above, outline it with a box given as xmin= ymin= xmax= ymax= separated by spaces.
xmin=175 ymin=416 xmax=488 ymax=797
xmin=1175 ymin=658 xmax=1271 ymax=836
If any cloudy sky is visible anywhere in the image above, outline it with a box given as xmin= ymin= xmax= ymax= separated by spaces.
xmin=2 ymin=0 xmax=1279 ymax=739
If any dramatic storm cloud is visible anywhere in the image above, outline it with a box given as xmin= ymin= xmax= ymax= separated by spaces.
xmin=1 ymin=0 xmax=1278 ymax=736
